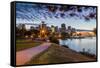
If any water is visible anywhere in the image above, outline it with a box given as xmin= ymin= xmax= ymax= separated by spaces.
xmin=59 ymin=37 xmax=96 ymax=55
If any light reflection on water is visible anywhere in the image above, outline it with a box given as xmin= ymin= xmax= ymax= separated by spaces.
xmin=59 ymin=37 xmax=96 ymax=55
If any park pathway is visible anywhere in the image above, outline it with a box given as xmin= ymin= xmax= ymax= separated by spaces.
xmin=16 ymin=43 xmax=51 ymax=65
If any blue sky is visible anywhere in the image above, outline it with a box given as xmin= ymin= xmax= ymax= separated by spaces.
xmin=16 ymin=3 xmax=97 ymax=30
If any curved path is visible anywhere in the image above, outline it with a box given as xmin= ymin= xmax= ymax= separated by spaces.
xmin=16 ymin=43 xmax=51 ymax=65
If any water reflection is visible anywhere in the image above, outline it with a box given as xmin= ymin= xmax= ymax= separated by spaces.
xmin=59 ymin=37 xmax=96 ymax=55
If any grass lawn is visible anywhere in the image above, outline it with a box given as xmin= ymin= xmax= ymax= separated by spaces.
xmin=26 ymin=43 xmax=96 ymax=65
xmin=16 ymin=39 xmax=42 ymax=51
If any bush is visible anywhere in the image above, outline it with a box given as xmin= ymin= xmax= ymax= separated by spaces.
xmin=49 ymin=36 xmax=59 ymax=44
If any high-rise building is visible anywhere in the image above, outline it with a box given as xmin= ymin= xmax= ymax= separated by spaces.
xmin=68 ymin=26 xmax=71 ymax=30
xmin=39 ymin=21 xmax=48 ymax=39
xmin=55 ymin=26 xmax=59 ymax=32
xmin=61 ymin=23 xmax=66 ymax=32
xmin=51 ymin=25 xmax=55 ymax=33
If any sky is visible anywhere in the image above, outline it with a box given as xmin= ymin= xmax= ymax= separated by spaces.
xmin=16 ymin=2 xmax=97 ymax=30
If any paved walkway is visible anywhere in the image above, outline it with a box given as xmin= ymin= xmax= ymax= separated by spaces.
xmin=16 ymin=43 xmax=51 ymax=65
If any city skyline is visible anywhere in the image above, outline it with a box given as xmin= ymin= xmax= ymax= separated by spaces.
xmin=16 ymin=3 xmax=97 ymax=30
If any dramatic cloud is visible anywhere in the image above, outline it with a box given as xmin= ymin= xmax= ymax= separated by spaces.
xmin=16 ymin=3 xmax=97 ymax=22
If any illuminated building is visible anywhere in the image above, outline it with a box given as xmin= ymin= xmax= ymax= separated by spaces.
xmin=39 ymin=21 xmax=48 ymax=39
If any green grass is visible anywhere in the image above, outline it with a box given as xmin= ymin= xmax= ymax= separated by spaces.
xmin=16 ymin=39 xmax=42 ymax=51
xmin=26 ymin=43 xmax=72 ymax=64
xmin=26 ymin=43 xmax=96 ymax=65
xmin=16 ymin=39 xmax=34 ymax=43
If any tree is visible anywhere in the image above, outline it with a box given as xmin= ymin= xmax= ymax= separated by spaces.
xmin=93 ymin=28 xmax=97 ymax=35
xmin=20 ymin=24 xmax=26 ymax=37
xmin=16 ymin=24 xmax=27 ymax=39
xmin=49 ymin=35 xmax=59 ymax=44
xmin=61 ymin=32 xmax=67 ymax=39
